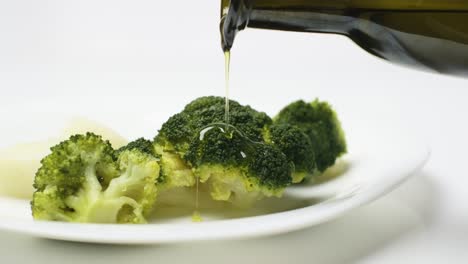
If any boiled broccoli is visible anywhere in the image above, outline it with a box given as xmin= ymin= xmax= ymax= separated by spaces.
xmin=185 ymin=124 xmax=292 ymax=206
xmin=266 ymin=123 xmax=317 ymax=183
xmin=154 ymin=96 xmax=292 ymax=206
xmin=156 ymin=96 xmax=271 ymax=151
xmin=153 ymin=122 xmax=197 ymax=189
xmin=32 ymin=133 xmax=160 ymax=224
xmin=116 ymin=137 xmax=157 ymax=157
xmin=275 ymin=99 xmax=347 ymax=174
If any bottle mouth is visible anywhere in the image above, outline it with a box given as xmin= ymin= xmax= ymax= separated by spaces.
xmin=220 ymin=0 xmax=251 ymax=51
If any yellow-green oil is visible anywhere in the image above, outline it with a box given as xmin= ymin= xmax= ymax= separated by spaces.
xmin=192 ymin=51 xmax=231 ymax=222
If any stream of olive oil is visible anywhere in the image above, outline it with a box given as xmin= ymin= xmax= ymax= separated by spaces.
xmin=191 ymin=50 xmax=232 ymax=222
xmin=224 ymin=51 xmax=231 ymax=124
xmin=192 ymin=176 xmax=202 ymax=222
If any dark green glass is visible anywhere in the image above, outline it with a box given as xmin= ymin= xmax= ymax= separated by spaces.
xmin=220 ymin=0 xmax=468 ymax=76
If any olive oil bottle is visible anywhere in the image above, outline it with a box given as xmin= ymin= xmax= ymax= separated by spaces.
xmin=220 ymin=0 xmax=468 ymax=76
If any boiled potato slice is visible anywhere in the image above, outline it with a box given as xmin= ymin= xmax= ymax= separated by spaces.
xmin=0 ymin=140 xmax=57 ymax=199
xmin=61 ymin=117 xmax=128 ymax=149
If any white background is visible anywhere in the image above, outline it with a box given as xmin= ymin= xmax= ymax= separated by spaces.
xmin=1 ymin=1 xmax=468 ymax=263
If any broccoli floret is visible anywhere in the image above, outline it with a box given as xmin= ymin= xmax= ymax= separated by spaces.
xmin=117 ymin=138 xmax=168 ymax=184
xmin=275 ymin=99 xmax=347 ymax=173
xmin=154 ymin=97 xmax=291 ymax=205
xmin=32 ymin=133 xmax=160 ymax=224
xmin=116 ymin=138 xmax=157 ymax=157
xmin=156 ymin=96 xmax=271 ymax=152
xmin=186 ymin=126 xmax=291 ymax=206
xmin=267 ymin=124 xmax=317 ymax=183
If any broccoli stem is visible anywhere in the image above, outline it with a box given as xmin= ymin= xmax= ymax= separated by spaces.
xmin=65 ymin=164 xmax=144 ymax=223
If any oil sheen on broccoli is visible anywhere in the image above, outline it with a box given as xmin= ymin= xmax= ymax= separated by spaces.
xmin=275 ymin=99 xmax=347 ymax=174
xmin=154 ymin=96 xmax=293 ymax=206
xmin=32 ymin=133 xmax=160 ymax=223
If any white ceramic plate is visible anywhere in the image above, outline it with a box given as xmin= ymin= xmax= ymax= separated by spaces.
xmin=0 ymin=100 xmax=429 ymax=244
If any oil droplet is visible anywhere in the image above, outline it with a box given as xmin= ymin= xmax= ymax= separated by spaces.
xmin=192 ymin=210 xmax=203 ymax=222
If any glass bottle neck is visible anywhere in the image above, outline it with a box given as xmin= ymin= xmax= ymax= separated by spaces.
xmin=220 ymin=0 xmax=468 ymax=77
xmin=248 ymin=9 xmax=352 ymax=34
xmin=220 ymin=0 xmax=251 ymax=51
xmin=220 ymin=0 xmax=468 ymax=51
xmin=220 ymin=0 xmax=354 ymax=51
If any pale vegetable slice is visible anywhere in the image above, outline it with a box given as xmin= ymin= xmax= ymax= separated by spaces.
xmin=0 ymin=118 xmax=127 ymax=199
xmin=61 ymin=117 xmax=128 ymax=148
xmin=0 ymin=140 xmax=57 ymax=199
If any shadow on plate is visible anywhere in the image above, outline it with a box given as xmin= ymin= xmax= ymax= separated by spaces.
xmin=150 ymin=185 xmax=319 ymax=223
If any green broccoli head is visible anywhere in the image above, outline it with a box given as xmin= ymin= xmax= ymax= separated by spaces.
xmin=154 ymin=97 xmax=291 ymax=205
xmin=33 ymin=133 xmax=118 ymax=198
xmin=268 ymin=123 xmax=317 ymax=183
xmin=185 ymin=125 xmax=291 ymax=206
xmin=116 ymin=137 xmax=172 ymax=186
xmin=156 ymin=96 xmax=272 ymax=154
xmin=275 ymin=99 xmax=347 ymax=173
xmin=32 ymin=133 xmax=160 ymax=224
xmin=116 ymin=138 xmax=157 ymax=157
